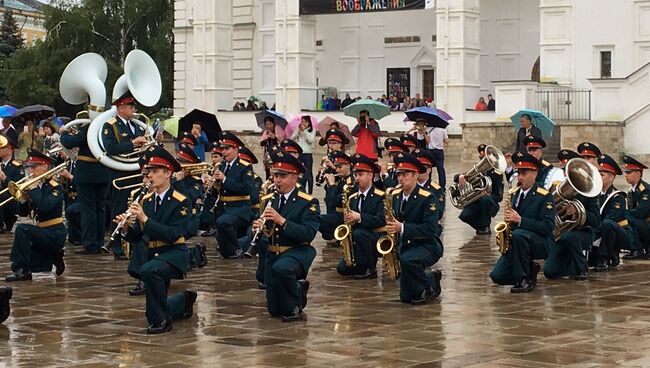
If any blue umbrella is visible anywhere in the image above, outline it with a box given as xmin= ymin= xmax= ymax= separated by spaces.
xmin=0 ymin=105 xmax=16 ymax=118
xmin=343 ymin=99 xmax=391 ymax=120
xmin=255 ymin=110 xmax=288 ymax=130
xmin=405 ymin=107 xmax=449 ymax=129
xmin=511 ymin=109 xmax=556 ymax=137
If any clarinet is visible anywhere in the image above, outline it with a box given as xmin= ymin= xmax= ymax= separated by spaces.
xmin=197 ymin=164 xmax=215 ymax=212
xmin=245 ymin=191 xmax=276 ymax=258
xmin=101 ymin=182 xmax=152 ymax=254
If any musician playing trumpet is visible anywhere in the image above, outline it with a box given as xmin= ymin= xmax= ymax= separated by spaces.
xmin=173 ymin=144 xmax=205 ymax=238
xmin=387 ymin=153 xmax=443 ymax=304
xmin=198 ymin=145 xmax=223 ymax=237
xmin=489 ymin=152 xmax=555 ymax=293
xmin=336 ymin=154 xmax=386 ymax=279
xmin=453 ymin=144 xmax=503 ymax=235
xmin=5 ymin=149 xmax=66 ymax=282
xmin=102 ymin=92 xmax=148 ymax=259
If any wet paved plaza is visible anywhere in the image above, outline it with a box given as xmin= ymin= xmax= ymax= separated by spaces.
xmin=2 ymin=163 xmax=650 ymax=367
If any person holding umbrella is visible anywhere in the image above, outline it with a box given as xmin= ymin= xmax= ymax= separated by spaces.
xmin=515 ymin=114 xmax=542 ymax=153
xmin=290 ymin=115 xmax=316 ymax=194
xmin=190 ymin=123 xmax=209 ymax=161
xmin=351 ymin=110 xmax=380 ymax=161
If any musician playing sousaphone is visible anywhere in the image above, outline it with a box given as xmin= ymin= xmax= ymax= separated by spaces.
xmin=335 ymin=154 xmax=385 ymax=279
xmin=490 ymin=152 xmax=555 ymax=293
xmin=452 ymin=144 xmax=504 ymax=235
xmin=5 ymin=149 xmax=67 ymax=282
xmin=102 ymin=91 xmax=149 ymax=260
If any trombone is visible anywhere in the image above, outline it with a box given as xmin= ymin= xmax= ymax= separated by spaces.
xmin=180 ymin=162 xmax=213 ymax=177
xmin=112 ymin=173 xmax=144 ymax=190
xmin=0 ymin=162 xmax=69 ymax=207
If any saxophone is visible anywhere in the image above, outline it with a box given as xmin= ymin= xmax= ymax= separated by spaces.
xmin=494 ymin=185 xmax=518 ymax=254
xmin=334 ymin=184 xmax=355 ymax=267
xmin=376 ymin=188 xmax=401 ymax=280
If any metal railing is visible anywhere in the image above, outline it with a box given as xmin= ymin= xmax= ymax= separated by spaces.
xmin=535 ymin=89 xmax=591 ymax=121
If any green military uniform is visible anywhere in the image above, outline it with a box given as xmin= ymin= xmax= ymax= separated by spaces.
xmin=0 ymin=157 xmax=23 ymax=232
xmin=336 ymin=186 xmax=386 ymax=277
xmin=320 ymin=175 xmax=353 ymax=241
xmin=173 ymin=174 xmax=203 ymax=238
xmin=123 ymin=186 xmax=194 ymax=330
xmin=63 ymin=159 xmax=81 ymax=245
xmin=593 ymin=186 xmax=632 ymax=268
xmin=61 ymin=126 xmax=111 ymax=253
xmin=9 ymin=177 xmax=67 ymax=278
xmin=625 ymin=179 xmax=650 ymax=253
xmin=454 ymin=169 xmax=504 ymax=233
xmin=102 ymin=115 xmax=146 ymax=256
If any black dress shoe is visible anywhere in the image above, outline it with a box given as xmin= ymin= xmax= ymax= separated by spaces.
xmin=610 ymin=254 xmax=620 ymax=267
xmin=146 ymin=319 xmax=173 ymax=334
xmin=594 ymin=258 xmax=609 ymax=272
xmin=0 ymin=286 xmax=12 ymax=324
xmin=476 ymin=228 xmax=491 ymax=235
xmin=623 ymin=250 xmax=645 ymax=260
xmin=183 ymin=289 xmax=198 ymax=319
xmin=114 ymin=254 xmax=128 ymax=261
xmin=510 ymin=278 xmax=534 ymax=293
xmin=298 ymin=279 xmax=310 ymax=309
xmin=201 ymin=228 xmax=217 ymax=237
xmin=197 ymin=244 xmax=208 ymax=268
xmin=258 ymin=282 xmax=266 ymax=290
xmin=430 ymin=270 xmax=443 ymax=299
xmin=572 ymin=271 xmax=588 ymax=280
xmin=281 ymin=307 xmax=306 ymax=322
xmin=529 ymin=262 xmax=541 ymax=286
xmin=75 ymin=248 xmax=100 ymax=255
xmin=411 ymin=287 xmax=434 ymax=305
xmin=128 ymin=281 xmax=146 ymax=296
xmin=352 ymin=269 xmax=377 ymax=280
xmin=226 ymin=249 xmax=243 ymax=259
xmin=53 ymin=249 xmax=65 ymax=276
xmin=6 ymin=269 xmax=32 ymax=282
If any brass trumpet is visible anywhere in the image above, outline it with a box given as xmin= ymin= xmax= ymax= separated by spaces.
xmin=181 ymin=162 xmax=213 ymax=177
xmin=112 ymin=173 xmax=145 ymax=190
xmin=0 ymin=162 xmax=69 ymax=207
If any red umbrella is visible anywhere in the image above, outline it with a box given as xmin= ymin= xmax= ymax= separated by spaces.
xmin=317 ymin=116 xmax=355 ymax=148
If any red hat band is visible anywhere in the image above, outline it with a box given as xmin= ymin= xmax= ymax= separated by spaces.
xmin=525 ymin=142 xmax=543 ymax=149
xmin=239 ymin=153 xmax=253 ymax=163
xmin=387 ymin=145 xmax=403 ymax=153
xmin=515 ymin=161 xmax=538 ymax=171
xmin=579 ymin=149 xmax=597 ymax=157
xmin=26 ymin=156 xmax=49 ymax=165
xmin=211 ymin=148 xmax=223 ymax=154
xmin=181 ymin=137 xmax=195 ymax=145
xmin=625 ymin=163 xmax=643 ymax=171
xmin=354 ymin=162 xmax=374 ymax=172
xmin=148 ymin=156 xmax=175 ymax=171
xmin=599 ymin=162 xmax=618 ymax=174
xmin=114 ymin=97 xmax=135 ymax=107
xmin=396 ymin=162 xmax=419 ymax=172
xmin=417 ymin=157 xmax=433 ymax=167
xmin=178 ymin=151 xmax=197 ymax=163
xmin=327 ymin=135 xmax=342 ymax=143
xmin=402 ymin=141 xmax=416 ymax=147
xmin=334 ymin=157 xmax=350 ymax=165
xmin=283 ymin=146 xmax=299 ymax=154
xmin=221 ymin=139 xmax=239 ymax=147
xmin=271 ymin=161 xmax=299 ymax=174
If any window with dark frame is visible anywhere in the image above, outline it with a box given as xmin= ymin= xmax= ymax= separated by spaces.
xmin=600 ymin=51 xmax=611 ymax=78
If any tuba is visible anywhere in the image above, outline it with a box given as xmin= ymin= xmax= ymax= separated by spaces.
xmin=552 ymin=158 xmax=602 ymax=240
xmin=334 ymin=184 xmax=355 ymax=267
xmin=85 ymin=50 xmax=161 ymax=172
xmin=449 ymin=145 xmax=506 ymax=209
xmin=376 ymin=187 xmax=400 ymax=280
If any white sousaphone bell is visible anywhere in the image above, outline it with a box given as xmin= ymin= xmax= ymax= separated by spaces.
xmin=59 ymin=49 xmax=162 ymax=172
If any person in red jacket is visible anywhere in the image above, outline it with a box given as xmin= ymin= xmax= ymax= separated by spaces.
xmin=351 ymin=110 xmax=380 ymax=161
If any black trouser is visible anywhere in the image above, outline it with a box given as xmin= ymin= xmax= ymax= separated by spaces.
xmin=77 ymin=183 xmax=108 ymax=252
xmin=300 ymin=153 xmax=314 ymax=194
xmin=215 ymin=213 xmax=247 ymax=257
xmin=0 ymin=196 xmax=18 ymax=232
xmin=65 ymin=201 xmax=82 ymax=244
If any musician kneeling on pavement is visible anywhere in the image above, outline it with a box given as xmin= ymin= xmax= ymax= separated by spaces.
xmin=252 ymin=151 xmax=320 ymax=322
xmin=116 ymin=146 xmax=196 ymax=334
xmin=489 ymin=152 xmax=555 ymax=293
xmin=388 ymin=153 xmax=443 ymax=304
xmin=6 ymin=149 xmax=66 ymax=282
xmin=320 ymin=150 xmax=354 ymax=246
xmin=336 ymin=154 xmax=386 ymax=279
xmin=622 ymin=155 xmax=650 ymax=259
xmin=413 ymin=148 xmax=446 ymax=222
xmin=591 ymin=154 xmax=632 ymax=270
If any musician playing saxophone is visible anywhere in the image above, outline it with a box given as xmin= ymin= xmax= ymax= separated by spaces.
xmin=336 ymin=154 xmax=386 ymax=279
xmin=544 ymin=155 xmax=600 ymax=281
xmin=319 ymin=151 xmax=354 ymax=247
xmin=489 ymin=152 xmax=555 ymax=293
xmin=387 ymin=153 xmax=442 ymax=304
xmin=453 ymin=144 xmax=503 ymax=235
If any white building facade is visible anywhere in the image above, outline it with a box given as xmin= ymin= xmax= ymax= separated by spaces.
xmin=173 ymin=0 xmax=650 ymax=154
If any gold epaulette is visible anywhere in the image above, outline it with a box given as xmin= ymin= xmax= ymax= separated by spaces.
xmin=536 ymin=187 xmax=549 ymax=195
xmin=107 ymin=117 xmax=117 ymax=125
xmin=430 ymin=181 xmax=441 ymax=190
xmin=261 ymin=192 xmax=274 ymax=201
xmin=640 ymin=183 xmax=646 ymax=192
xmin=240 ymin=160 xmax=251 ymax=166
xmin=172 ymin=191 xmax=187 ymax=202
xmin=297 ymin=191 xmax=314 ymax=201
xmin=374 ymin=188 xmax=385 ymax=196
xmin=11 ymin=160 xmax=20 ymax=167
xmin=418 ymin=188 xmax=432 ymax=197
xmin=542 ymin=160 xmax=551 ymax=167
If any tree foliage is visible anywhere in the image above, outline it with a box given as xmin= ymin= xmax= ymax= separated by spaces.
xmin=1 ymin=0 xmax=173 ymax=117
xmin=0 ymin=10 xmax=24 ymax=56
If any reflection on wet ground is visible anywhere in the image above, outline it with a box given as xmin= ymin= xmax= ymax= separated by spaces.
xmin=2 ymin=163 xmax=650 ymax=367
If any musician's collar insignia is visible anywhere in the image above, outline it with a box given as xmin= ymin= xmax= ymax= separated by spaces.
xmin=546 ymin=202 xmax=553 ymax=209
xmin=643 ymin=194 xmax=649 ymax=201
xmin=52 ymin=191 xmax=58 ymax=196
xmin=430 ymin=203 xmax=437 ymax=212
xmin=310 ymin=204 xmax=317 ymax=212
xmin=121 ymin=133 xmax=128 ymax=137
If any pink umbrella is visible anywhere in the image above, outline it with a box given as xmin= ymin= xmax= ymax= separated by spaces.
xmin=284 ymin=114 xmax=318 ymax=138
xmin=317 ymin=116 xmax=355 ymax=148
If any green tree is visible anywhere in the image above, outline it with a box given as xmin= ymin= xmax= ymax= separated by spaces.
xmin=2 ymin=0 xmax=173 ymax=114
xmin=0 ymin=10 xmax=24 ymax=56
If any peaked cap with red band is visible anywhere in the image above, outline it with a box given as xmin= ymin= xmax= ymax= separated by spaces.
xmin=597 ymin=154 xmax=623 ymax=175
xmin=145 ymin=146 xmax=182 ymax=172
xmin=512 ymin=151 xmax=541 ymax=171
xmin=577 ymin=142 xmax=601 ymax=158
xmin=351 ymin=153 xmax=380 ymax=173
xmin=623 ymin=154 xmax=648 ymax=172
xmin=393 ymin=152 xmax=427 ymax=174
xmin=269 ymin=150 xmax=305 ymax=174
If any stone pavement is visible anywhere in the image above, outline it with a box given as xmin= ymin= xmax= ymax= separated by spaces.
xmin=1 ymin=162 xmax=650 ymax=367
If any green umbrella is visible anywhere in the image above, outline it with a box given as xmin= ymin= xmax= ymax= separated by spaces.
xmin=343 ymin=99 xmax=391 ymax=120
xmin=161 ymin=116 xmax=180 ymax=137
xmin=248 ymin=96 xmax=259 ymax=102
